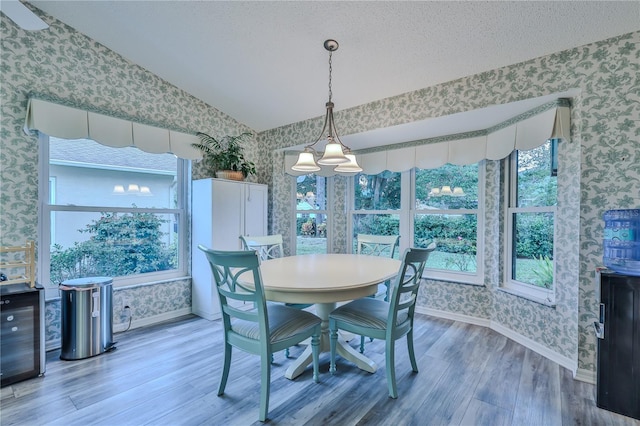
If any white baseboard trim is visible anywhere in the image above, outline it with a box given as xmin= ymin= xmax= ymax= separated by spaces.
xmin=114 ymin=307 xmax=193 ymax=333
xmin=190 ymin=308 xmax=221 ymax=321
xmin=490 ymin=322 xmax=577 ymax=376
xmin=417 ymin=306 xmax=578 ymax=378
xmin=46 ymin=338 xmax=61 ymax=352
xmin=575 ymin=368 xmax=596 ymax=384
xmin=416 ymin=306 xmax=491 ymax=327
xmin=46 ymin=308 xmax=196 ymax=352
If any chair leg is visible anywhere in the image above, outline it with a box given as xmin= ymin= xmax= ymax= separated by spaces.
xmin=385 ymin=339 xmax=398 ymax=399
xmin=285 ymin=347 xmax=290 ymax=358
xmin=311 ymin=330 xmax=320 ymax=383
xmin=259 ymin=351 xmax=271 ymax=422
xmin=407 ymin=328 xmax=419 ymax=372
xmin=218 ymin=342 xmax=232 ymax=396
xmin=329 ymin=319 xmax=338 ymax=374
xmin=359 ymin=335 xmax=365 ymax=353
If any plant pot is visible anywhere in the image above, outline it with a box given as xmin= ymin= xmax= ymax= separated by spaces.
xmin=215 ymin=170 xmax=244 ymax=181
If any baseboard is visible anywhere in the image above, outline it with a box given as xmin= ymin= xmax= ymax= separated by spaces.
xmin=46 ymin=338 xmax=61 ymax=352
xmin=190 ymin=308 xmax=221 ymax=321
xmin=490 ymin=322 xmax=577 ymax=375
xmin=46 ymin=308 xmax=194 ymax=352
xmin=113 ymin=307 xmax=193 ymax=333
xmin=416 ymin=306 xmax=491 ymax=327
xmin=574 ymin=367 xmax=596 ymax=384
xmin=417 ymin=306 xmax=578 ymax=377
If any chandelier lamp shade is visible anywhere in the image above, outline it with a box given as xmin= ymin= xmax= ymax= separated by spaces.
xmin=292 ymin=39 xmax=362 ymax=173
xmin=428 ymin=186 xmax=465 ymax=197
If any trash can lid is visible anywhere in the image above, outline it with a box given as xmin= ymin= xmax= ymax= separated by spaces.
xmin=60 ymin=276 xmax=113 ymax=288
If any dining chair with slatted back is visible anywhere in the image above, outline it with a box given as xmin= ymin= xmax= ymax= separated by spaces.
xmin=198 ymin=246 xmax=321 ymax=422
xmin=239 ymin=234 xmax=284 ymax=261
xmin=356 ymin=234 xmax=400 ymax=259
xmin=355 ymin=233 xmax=401 ymax=353
xmin=329 ymin=244 xmax=435 ymax=399
xmin=241 ymin=234 xmax=312 ymax=317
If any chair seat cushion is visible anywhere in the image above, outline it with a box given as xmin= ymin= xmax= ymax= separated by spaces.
xmin=232 ymin=304 xmax=320 ymax=344
xmin=330 ymin=298 xmax=408 ymax=330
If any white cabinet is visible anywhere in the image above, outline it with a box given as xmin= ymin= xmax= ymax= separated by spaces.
xmin=191 ymin=178 xmax=268 ymax=320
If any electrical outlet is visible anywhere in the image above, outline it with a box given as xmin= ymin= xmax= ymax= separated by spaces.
xmin=121 ymin=299 xmax=129 ymax=311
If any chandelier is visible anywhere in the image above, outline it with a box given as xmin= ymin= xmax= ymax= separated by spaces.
xmin=292 ymin=40 xmax=362 ymax=173
xmin=428 ymin=186 xmax=465 ymax=197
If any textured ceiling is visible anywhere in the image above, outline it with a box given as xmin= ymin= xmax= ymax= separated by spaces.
xmin=26 ymin=1 xmax=640 ymax=141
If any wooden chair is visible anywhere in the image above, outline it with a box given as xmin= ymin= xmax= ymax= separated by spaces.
xmin=329 ymin=245 xmax=434 ymax=399
xmin=198 ymin=246 xmax=321 ymax=422
xmin=355 ymin=233 xmax=400 ymax=353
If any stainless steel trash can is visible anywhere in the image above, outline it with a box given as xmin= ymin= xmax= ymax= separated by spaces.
xmin=59 ymin=277 xmax=116 ymax=360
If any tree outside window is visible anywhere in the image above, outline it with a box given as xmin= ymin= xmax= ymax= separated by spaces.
xmin=352 ymin=171 xmax=401 ymax=256
xmin=295 ymin=174 xmax=328 ymax=254
xmin=506 ymin=140 xmax=557 ymax=293
xmin=42 ymin=137 xmax=186 ymax=291
xmin=415 ymin=164 xmax=480 ymax=275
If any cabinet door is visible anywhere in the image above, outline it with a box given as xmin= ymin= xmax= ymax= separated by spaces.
xmin=597 ymin=273 xmax=640 ymax=420
xmin=211 ymin=180 xmax=244 ymax=250
xmin=244 ymin=183 xmax=268 ymax=237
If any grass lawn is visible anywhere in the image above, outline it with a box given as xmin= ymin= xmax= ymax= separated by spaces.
xmin=295 ymin=238 xmax=551 ymax=289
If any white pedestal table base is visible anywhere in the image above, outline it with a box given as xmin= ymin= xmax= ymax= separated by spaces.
xmin=284 ymin=302 xmax=377 ymax=380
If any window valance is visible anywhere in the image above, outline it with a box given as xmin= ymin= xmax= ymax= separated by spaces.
xmin=285 ymin=103 xmax=570 ymax=176
xmin=24 ymin=97 xmax=202 ymax=160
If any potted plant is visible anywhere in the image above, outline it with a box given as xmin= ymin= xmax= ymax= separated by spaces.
xmin=192 ymin=131 xmax=256 ymax=180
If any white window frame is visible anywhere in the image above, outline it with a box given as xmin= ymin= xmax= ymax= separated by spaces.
xmin=346 ymin=166 xmax=484 ymax=285
xmin=503 ymin=149 xmax=556 ymax=304
xmin=411 ymin=165 xmax=485 ymax=285
xmin=291 ymin=174 xmax=333 ymax=254
xmin=38 ymin=134 xmax=189 ymax=298
xmin=347 ymin=171 xmax=410 ymax=256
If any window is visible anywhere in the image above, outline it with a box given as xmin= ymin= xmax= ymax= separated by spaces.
xmin=350 ymin=171 xmax=403 ymax=257
xmin=346 ymin=165 xmax=483 ymax=284
xmin=504 ymin=140 xmax=557 ymax=302
xmin=39 ymin=136 xmax=188 ymax=295
xmin=294 ymin=174 xmax=329 ymax=254
xmin=414 ymin=163 xmax=484 ymax=284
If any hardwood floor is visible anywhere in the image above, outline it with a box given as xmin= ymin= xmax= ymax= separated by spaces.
xmin=2 ymin=314 xmax=638 ymax=425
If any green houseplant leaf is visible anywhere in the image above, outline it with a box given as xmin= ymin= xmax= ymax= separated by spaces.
xmin=192 ymin=132 xmax=256 ymax=178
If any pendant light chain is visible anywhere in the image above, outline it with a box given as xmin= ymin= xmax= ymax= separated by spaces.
xmin=328 ymin=50 xmax=333 ymax=104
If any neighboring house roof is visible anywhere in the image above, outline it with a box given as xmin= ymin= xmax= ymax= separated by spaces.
xmin=50 ymin=137 xmax=176 ymax=172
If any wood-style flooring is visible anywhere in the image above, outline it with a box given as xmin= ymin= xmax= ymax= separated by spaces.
xmin=1 ymin=314 xmax=638 ymax=425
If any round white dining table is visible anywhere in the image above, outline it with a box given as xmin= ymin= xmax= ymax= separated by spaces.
xmin=254 ymin=253 xmax=401 ymax=380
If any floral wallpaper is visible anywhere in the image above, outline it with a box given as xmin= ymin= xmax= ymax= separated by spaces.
xmin=263 ymin=32 xmax=640 ymax=375
xmin=2 ymin=5 xmax=638 ymax=376
xmin=0 ymin=8 xmax=258 ymax=346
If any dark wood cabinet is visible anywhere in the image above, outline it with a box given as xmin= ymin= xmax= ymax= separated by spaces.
xmin=596 ymin=271 xmax=640 ymax=420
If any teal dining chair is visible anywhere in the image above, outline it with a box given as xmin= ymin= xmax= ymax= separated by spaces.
xmin=329 ymin=245 xmax=434 ymax=399
xmin=198 ymin=246 xmax=321 ymax=422
xmin=240 ymin=234 xmax=313 ymax=358
xmin=355 ymin=233 xmax=401 ymax=353
xmin=239 ymin=234 xmax=284 ymax=261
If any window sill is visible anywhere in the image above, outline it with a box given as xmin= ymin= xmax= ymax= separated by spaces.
xmin=498 ymin=287 xmax=556 ymax=308
xmin=44 ymin=275 xmax=191 ymax=301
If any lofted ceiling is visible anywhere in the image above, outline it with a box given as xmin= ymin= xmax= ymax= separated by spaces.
xmin=23 ymin=1 xmax=640 ymax=149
